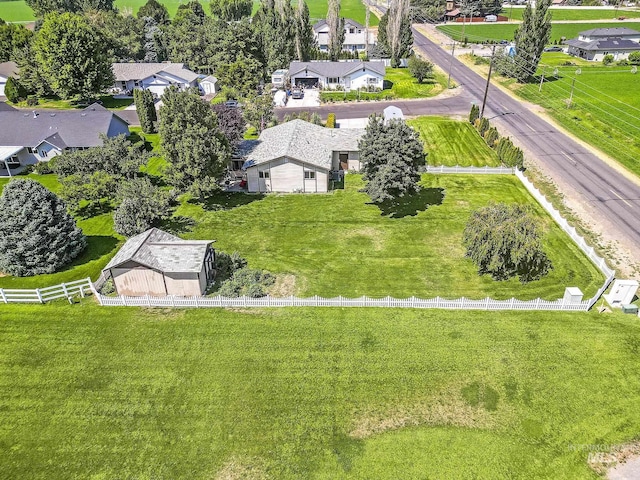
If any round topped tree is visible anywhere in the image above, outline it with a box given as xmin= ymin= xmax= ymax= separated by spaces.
xmin=0 ymin=179 xmax=86 ymax=276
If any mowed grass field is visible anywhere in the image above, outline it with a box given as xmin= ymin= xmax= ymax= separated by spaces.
xmin=408 ymin=116 xmax=501 ymax=167
xmin=1 ymin=303 xmax=640 ymax=478
xmin=437 ymin=21 xmax=640 ymax=43
xmin=502 ymin=7 xmax=640 ymax=21
xmin=0 ymin=0 xmax=378 ymax=25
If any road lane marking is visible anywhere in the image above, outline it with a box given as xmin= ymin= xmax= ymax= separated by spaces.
xmin=609 ymin=189 xmax=634 ymax=208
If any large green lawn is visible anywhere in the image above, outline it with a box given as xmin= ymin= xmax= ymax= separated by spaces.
xmin=177 ymin=174 xmax=603 ymax=300
xmin=437 ymin=21 xmax=640 ymax=43
xmin=1 ymin=303 xmax=639 ymax=478
xmin=0 ymin=0 xmax=378 ymax=25
xmin=501 ymin=7 xmax=640 ymax=21
xmin=408 ymin=116 xmax=501 ymax=167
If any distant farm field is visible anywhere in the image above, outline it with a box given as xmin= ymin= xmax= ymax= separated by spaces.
xmin=0 ymin=0 xmax=378 ymax=25
xmin=437 ymin=21 xmax=640 ymax=43
xmin=501 ymin=7 xmax=640 ymax=21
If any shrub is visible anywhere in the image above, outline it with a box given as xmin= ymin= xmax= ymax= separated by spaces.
xmin=469 ymin=104 xmax=480 ymax=124
xmin=475 ymin=117 xmax=490 ymax=137
xmin=463 ymin=203 xmax=552 ymax=282
xmin=602 ymin=54 xmax=614 ymax=65
xmin=100 ymin=278 xmax=115 ymax=295
xmin=0 ymin=179 xmax=86 ymax=276
xmin=326 ymin=113 xmax=336 ymax=128
xmin=4 ymin=77 xmax=26 ymax=103
xmin=495 ymin=137 xmax=524 ymax=169
xmin=617 ymin=59 xmax=629 ymax=66
xmin=34 ymin=161 xmax=54 ymax=175
xmin=629 ymin=51 xmax=640 ymax=65
xmin=214 ymin=251 xmax=247 ymax=281
xmin=26 ymin=96 xmax=38 ymax=106
xmin=217 ymin=267 xmax=275 ymax=297
xmin=484 ymin=127 xmax=499 ymax=148
xmin=407 ymin=55 xmax=434 ymax=83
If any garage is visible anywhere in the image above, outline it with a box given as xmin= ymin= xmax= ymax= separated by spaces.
xmin=294 ymin=77 xmax=319 ymax=88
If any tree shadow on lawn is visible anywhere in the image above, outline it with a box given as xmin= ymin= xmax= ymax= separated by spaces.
xmin=160 ymin=215 xmax=197 ymax=235
xmin=191 ymin=191 xmax=265 ymax=211
xmin=376 ymin=187 xmax=445 ymax=218
xmin=64 ymin=235 xmax=119 ymax=270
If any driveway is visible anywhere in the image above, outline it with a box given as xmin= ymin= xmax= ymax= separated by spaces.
xmin=285 ymin=89 xmax=320 ymax=108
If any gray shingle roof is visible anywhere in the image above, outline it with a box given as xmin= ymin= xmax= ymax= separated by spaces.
xmin=566 ymin=37 xmax=640 ymax=51
xmin=103 ymin=228 xmax=214 ymax=274
xmin=0 ymin=104 xmax=128 ymax=149
xmin=239 ymin=119 xmax=363 ymax=170
xmin=0 ymin=61 xmax=18 ymax=79
xmin=289 ymin=60 xmax=386 ymax=78
xmin=112 ymin=62 xmax=199 ymax=83
xmin=579 ymin=27 xmax=640 ymax=37
xmin=313 ymin=18 xmax=364 ymax=31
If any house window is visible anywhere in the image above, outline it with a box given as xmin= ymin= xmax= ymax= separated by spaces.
xmin=304 ymin=170 xmax=315 ymax=179
xmin=27 ymin=147 xmax=35 ymax=154
xmin=357 ymin=29 xmax=362 ymax=34
xmin=134 ymin=80 xmax=141 ymax=87
xmin=40 ymin=150 xmax=48 ymax=158
xmin=258 ymin=170 xmax=269 ymax=179
xmin=327 ymin=77 xmax=339 ymax=84
xmin=349 ymin=28 xmax=355 ymax=33
xmin=368 ymin=77 xmax=378 ymax=84
xmin=7 ymin=156 xmax=20 ymax=165
xmin=120 ymin=81 xmax=126 ymax=88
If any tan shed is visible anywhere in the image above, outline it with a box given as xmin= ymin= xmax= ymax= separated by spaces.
xmin=102 ymin=228 xmax=216 ymax=297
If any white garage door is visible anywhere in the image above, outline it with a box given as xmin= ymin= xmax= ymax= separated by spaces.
xmin=0 ymin=83 xmax=5 ymax=97
xmin=147 ymin=85 xmax=167 ymax=97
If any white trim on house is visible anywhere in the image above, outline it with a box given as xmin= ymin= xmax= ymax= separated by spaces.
xmin=313 ymin=19 xmax=377 ymax=52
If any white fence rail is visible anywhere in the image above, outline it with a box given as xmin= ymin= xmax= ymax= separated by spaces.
xmin=424 ymin=165 xmax=515 ymax=174
xmin=0 ymin=278 xmax=93 ymax=304
xmin=95 ymin=293 xmax=590 ymax=311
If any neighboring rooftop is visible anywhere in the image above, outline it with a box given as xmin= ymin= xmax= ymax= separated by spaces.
xmin=0 ymin=103 xmax=128 ymax=149
xmin=104 ymin=228 xmax=214 ymax=274
xmin=112 ymin=62 xmax=199 ymax=82
xmin=579 ymin=27 xmax=640 ymax=37
xmin=289 ymin=60 xmax=386 ymax=78
xmin=0 ymin=61 xmax=18 ymax=79
xmin=240 ymin=119 xmax=364 ymax=170
xmin=566 ymin=37 xmax=640 ymax=51
xmin=313 ymin=18 xmax=364 ymax=31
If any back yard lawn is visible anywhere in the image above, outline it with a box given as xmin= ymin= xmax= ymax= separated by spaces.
xmin=1 ymin=304 xmax=639 ymax=479
xmin=503 ymin=7 xmax=640 ymax=21
xmin=408 ymin=116 xmax=501 ymax=166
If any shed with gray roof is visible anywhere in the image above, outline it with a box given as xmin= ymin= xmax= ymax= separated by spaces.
xmin=238 ymin=119 xmax=364 ymax=193
xmin=102 ymin=228 xmax=216 ymax=297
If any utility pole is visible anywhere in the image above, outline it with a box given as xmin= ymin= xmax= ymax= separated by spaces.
xmin=447 ymin=41 xmax=456 ymax=89
xmin=480 ymin=45 xmax=496 ymax=119
xmin=568 ymin=76 xmax=577 ymax=107
xmin=538 ymin=67 xmax=546 ymax=92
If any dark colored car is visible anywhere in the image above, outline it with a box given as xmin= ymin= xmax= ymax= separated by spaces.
xmin=224 ymin=100 xmax=239 ymax=108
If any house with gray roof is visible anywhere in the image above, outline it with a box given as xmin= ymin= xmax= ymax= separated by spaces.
xmin=112 ymin=62 xmax=199 ymax=97
xmin=289 ymin=60 xmax=386 ymax=90
xmin=238 ymin=119 xmax=364 ymax=193
xmin=0 ymin=61 xmax=18 ymax=97
xmin=102 ymin=228 xmax=216 ymax=297
xmin=0 ymin=103 xmax=129 ymax=176
xmin=566 ymin=27 xmax=640 ymax=61
xmin=313 ymin=18 xmax=376 ymax=53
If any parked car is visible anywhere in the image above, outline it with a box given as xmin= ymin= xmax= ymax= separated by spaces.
xmin=224 ymin=100 xmax=239 ymax=108
xmin=544 ymin=46 xmax=563 ymax=52
xmin=291 ymin=89 xmax=304 ymax=99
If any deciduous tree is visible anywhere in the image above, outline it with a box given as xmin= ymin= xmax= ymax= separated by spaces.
xmin=32 ymin=12 xmax=114 ymax=99
xmin=158 ymin=87 xmax=230 ymax=196
xmin=0 ymin=179 xmax=86 ymax=276
xmin=243 ymin=93 xmax=275 ymax=132
xmin=463 ymin=202 xmax=552 ymax=282
xmin=210 ymin=0 xmax=252 ymax=20
xmin=26 ymin=0 xmax=113 ymax=16
xmin=0 ymin=21 xmax=33 ymax=62
xmin=510 ymin=0 xmax=552 ymax=82
xmin=136 ymin=0 xmax=169 ymax=24
xmin=359 ymin=114 xmax=425 ymax=204
xmin=408 ymin=55 xmax=433 ymax=83
xmin=113 ymin=177 xmax=174 ymax=237
xmin=385 ymin=0 xmax=413 ymax=67
xmin=294 ymin=0 xmax=314 ymax=61
xmin=212 ymin=104 xmax=246 ymax=150
xmin=327 ymin=0 xmax=344 ymax=61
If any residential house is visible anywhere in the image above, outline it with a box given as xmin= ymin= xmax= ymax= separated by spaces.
xmin=566 ymin=27 xmax=640 ymax=61
xmin=0 ymin=103 xmax=129 ymax=175
xmin=239 ymin=119 xmax=364 ymax=193
xmin=0 ymin=61 xmax=18 ymax=97
xmin=102 ymin=228 xmax=216 ymax=297
xmin=289 ymin=60 xmax=385 ymax=89
xmin=112 ymin=62 xmax=200 ymax=97
xmin=313 ymin=18 xmax=376 ymax=53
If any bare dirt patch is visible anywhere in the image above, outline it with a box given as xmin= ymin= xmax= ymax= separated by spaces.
xmin=215 ymin=456 xmax=268 ymax=480
xmin=269 ymin=274 xmax=298 ymax=297
xmin=576 ymin=441 xmax=640 ymax=477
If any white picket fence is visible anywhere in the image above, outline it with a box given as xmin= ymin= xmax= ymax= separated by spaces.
xmin=95 ymin=293 xmax=590 ymax=311
xmin=424 ymin=165 xmax=515 ymax=174
xmin=0 ymin=278 xmax=93 ymax=304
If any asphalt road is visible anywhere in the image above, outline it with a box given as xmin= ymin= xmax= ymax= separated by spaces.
xmin=410 ymin=27 xmax=640 ymax=253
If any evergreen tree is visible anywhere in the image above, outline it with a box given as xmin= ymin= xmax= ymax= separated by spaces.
xmin=4 ymin=76 xmax=26 ymax=103
xmin=0 ymin=179 xmax=86 ymax=277
xmin=210 ymin=0 xmax=252 ymax=20
xmin=0 ymin=22 xmax=33 ymax=62
xmin=511 ymin=0 xmax=552 ymax=83
xmin=136 ymin=0 xmax=169 ymax=24
xmin=134 ymin=89 xmax=157 ymax=134
xmin=158 ymin=87 xmax=230 ymax=196
xmin=359 ymin=115 xmax=425 ymax=204
xmin=32 ymin=12 xmax=114 ymax=99
xmin=469 ymin=104 xmax=479 ymax=124
xmin=142 ymin=16 xmax=166 ymax=63
xmin=327 ymin=0 xmax=344 ymax=61
xmin=463 ymin=203 xmax=552 ymax=282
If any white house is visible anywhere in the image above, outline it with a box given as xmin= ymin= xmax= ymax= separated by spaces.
xmin=199 ymin=75 xmax=219 ymax=95
xmin=0 ymin=103 xmax=129 ymax=176
xmin=313 ymin=19 xmax=377 ymax=52
xmin=0 ymin=61 xmax=18 ymax=97
xmin=566 ymin=27 xmax=640 ymax=61
xmin=289 ymin=61 xmax=386 ymax=90
xmin=112 ymin=62 xmax=200 ymax=96
xmin=239 ymin=119 xmax=364 ymax=193
xmin=102 ymin=228 xmax=216 ymax=297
